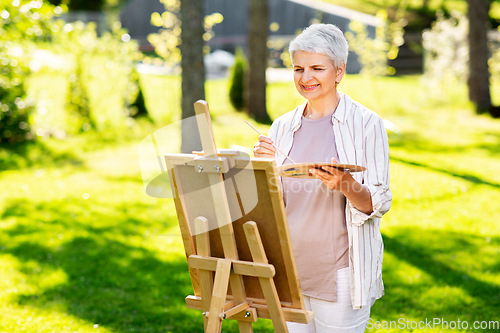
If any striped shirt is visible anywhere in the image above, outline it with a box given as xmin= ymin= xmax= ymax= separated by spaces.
xmin=268 ymin=92 xmax=392 ymax=309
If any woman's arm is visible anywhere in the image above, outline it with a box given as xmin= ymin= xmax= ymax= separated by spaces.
xmin=309 ymin=159 xmax=373 ymax=215
xmin=311 ymin=115 xmax=391 ymax=222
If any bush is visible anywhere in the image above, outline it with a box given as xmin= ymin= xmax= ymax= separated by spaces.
xmin=229 ymin=48 xmax=247 ymax=111
xmin=1 ymin=0 xmax=146 ymax=142
xmin=35 ymin=20 xmax=143 ymax=134
xmin=0 ymin=0 xmax=59 ymax=144
xmin=422 ymin=11 xmax=468 ymax=96
xmin=129 ymin=68 xmax=150 ymax=120
xmin=65 ymin=52 xmax=92 ymax=132
xmin=0 ymin=61 xmax=33 ymax=144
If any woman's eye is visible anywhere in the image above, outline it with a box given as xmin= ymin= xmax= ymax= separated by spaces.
xmin=294 ymin=68 xmax=303 ymax=72
xmin=314 ymin=68 xmax=324 ymax=71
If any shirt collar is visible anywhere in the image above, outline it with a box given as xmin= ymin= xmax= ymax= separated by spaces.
xmin=290 ymin=92 xmax=348 ymax=132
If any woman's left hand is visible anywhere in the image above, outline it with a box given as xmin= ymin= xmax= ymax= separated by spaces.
xmin=310 ymin=158 xmax=373 ymax=214
xmin=309 ymin=158 xmax=351 ymax=192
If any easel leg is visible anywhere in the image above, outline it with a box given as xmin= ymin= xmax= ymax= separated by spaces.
xmin=243 ymin=221 xmax=289 ymax=333
xmin=207 ymin=259 xmax=232 ymax=333
xmin=237 ymin=321 xmax=254 ymax=333
xmin=195 ymin=217 xmax=213 ymax=331
xmin=229 ymin=273 xmax=254 ymax=333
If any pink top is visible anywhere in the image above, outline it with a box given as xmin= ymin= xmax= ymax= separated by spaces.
xmin=282 ymin=114 xmax=349 ymax=302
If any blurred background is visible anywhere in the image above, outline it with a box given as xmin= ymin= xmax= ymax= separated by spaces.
xmin=0 ymin=0 xmax=499 ymax=332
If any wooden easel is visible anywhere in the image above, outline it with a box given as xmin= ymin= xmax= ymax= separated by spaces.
xmin=165 ymin=101 xmax=313 ymax=333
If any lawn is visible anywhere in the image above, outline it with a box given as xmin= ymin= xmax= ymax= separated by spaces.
xmin=0 ymin=73 xmax=499 ymax=332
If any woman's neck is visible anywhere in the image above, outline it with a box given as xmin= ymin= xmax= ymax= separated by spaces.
xmin=304 ymin=92 xmax=341 ymax=120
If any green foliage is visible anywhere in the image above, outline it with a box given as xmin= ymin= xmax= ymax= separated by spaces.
xmin=35 ymin=20 xmax=143 ymax=134
xmin=147 ymin=0 xmax=223 ymax=67
xmin=229 ymin=48 xmax=247 ymax=111
xmin=345 ymin=9 xmax=406 ymax=76
xmin=0 ymin=46 xmax=33 ymax=144
xmin=0 ymin=0 xmax=61 ymax=144
xmin=148 ymin=1 xmax=181 ymax=68
xmin=53 ymin=0 xmax=105 ymax=11
xmin=317 ymin=0 xmax=500 ymax=31
xmin=0 ymin=0 xmax=58 ymax=42
xmin=65 ymin=57 xmax=92 ymax=132
xmin=422 ymin=11 xmax=468 ymax=97
xmin=421 ymin=9 xmax=500 ymax=117
xmin=129 ymin=69 xmax=150 ymax=120
xmin=0 ymin=0 xmax=144 ymax=139
xmin=46 ymin=0 xmax=129 ymax=11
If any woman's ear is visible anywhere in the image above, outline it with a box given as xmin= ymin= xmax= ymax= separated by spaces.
xmin=336 ymin=63 xmax=346 ymax=84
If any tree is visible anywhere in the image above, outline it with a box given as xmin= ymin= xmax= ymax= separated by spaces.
xmin=179 ymin=0 xmax=205 ymax=153
xmin=247 ymin=0 xmax=271 ymax=123
xmin=149 ymin=1 xmax=223 ymax=151
xmin=466 ymin=0 xmax=492 ymax=113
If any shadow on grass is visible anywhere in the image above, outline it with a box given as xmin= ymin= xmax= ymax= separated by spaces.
xmin=9 ymin=238 xmax=202 ymax=333
xmin=390 ymin=156 xmax=500 ymax=190
xmin=0 ymin=140 xmax=83 ymax=171
xmin=388 ymin=130 xmax=500 ymax=189
xmin=1 ymin=196 xmax=277 ymax=332
xmin=1 ymin=197 xmax=209 ymax=333
xmin=389 ymin=130 xmax=500 ymax=157
xmin=374 ymin=227 xmax=500 ymax=325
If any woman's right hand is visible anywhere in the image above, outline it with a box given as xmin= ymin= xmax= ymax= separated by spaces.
xmin=253 ymin=135 xmax=276 ymax=158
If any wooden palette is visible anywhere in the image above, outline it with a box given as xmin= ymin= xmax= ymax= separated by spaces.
xmin=277 ymin=162 xmax=366 ymax=179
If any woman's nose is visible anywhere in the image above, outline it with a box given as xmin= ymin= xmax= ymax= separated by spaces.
xmin=301 ymin=69 xmax=313 ymax=82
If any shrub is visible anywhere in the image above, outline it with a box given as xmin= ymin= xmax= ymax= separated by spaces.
xmin=229 ymin=48 xmax=247 ymax=111
xmin=422 ymin=11 xmax=468 ymax=95
xmin=65 ymin=51 xmax=92 ymax=132
xmin=38 ymin=20 xmax=143 ymax=134
xmin=0 ymin=0 xmax=58 ymax=144
xmin=129 ymin=68 xmax=150 ymax=120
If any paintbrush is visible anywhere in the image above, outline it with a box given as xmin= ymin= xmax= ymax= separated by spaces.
xmin=244 ymin=120 xmax=297 ymax=164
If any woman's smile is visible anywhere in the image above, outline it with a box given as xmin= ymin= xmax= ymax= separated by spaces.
xmin=302 ymin=83 xmax=320 ymax=91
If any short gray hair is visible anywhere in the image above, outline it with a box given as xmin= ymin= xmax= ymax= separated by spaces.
xmin=289 ymin=24 xmax=349 ymax=69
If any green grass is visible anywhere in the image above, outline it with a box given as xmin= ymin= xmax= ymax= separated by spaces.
xmin=1 ymin=73 xmax=500 ymax=332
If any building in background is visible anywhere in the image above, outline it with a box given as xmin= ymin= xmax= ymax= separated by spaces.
xmin=120 ymin=0 xmax=384 ymax=74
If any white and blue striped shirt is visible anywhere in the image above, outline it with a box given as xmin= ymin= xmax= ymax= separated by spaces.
xmin=268 ymin=92 xmax=392 ymax=309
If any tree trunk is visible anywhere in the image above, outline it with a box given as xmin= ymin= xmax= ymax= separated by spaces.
xmin=180 ymin=0 xmax=205 ymax=153
xmin=247 ymin=0 xmax=271 ymax=123
xmin=467 ymin=0 xmax=491 ymax=113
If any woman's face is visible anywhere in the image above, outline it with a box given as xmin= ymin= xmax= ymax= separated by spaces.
xmin=292 ymin=50 xmax=342 ymax=103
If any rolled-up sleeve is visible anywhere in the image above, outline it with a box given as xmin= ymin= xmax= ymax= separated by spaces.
xmin=268 ymin=120 xmax=278 ymax=143
xmin=349 ymin=117 xmax=392 ymax=226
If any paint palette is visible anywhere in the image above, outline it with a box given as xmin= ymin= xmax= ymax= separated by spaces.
xmin=277 ymin=162 xmax=366 ymax=179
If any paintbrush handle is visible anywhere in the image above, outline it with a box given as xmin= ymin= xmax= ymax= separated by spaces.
xmin=244 ymin=120 xmax=297 ymax=164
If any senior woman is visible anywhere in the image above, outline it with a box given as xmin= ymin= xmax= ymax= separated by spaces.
xmin=253 ymin=24 xmax=392 ymax=333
